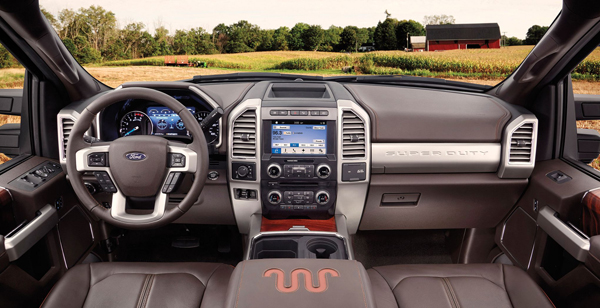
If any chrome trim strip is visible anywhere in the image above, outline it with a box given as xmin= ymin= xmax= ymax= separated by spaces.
xmin=57 ymin=113 xmax=79 ymax=162
xmin=336 ymin=100 xmax=370 ymax=234
xmin=538 ymin=206 xmax=590 ymax=262
xmin=228 ymin=99 xmax=262 ymax=234
xmin=372 ymin=143 xmax=501 ymax=173
xmin=4 ymin=204 xmax=59 ymax=261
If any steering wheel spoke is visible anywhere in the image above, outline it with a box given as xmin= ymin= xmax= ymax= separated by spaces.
xmin=110 ymin=189 xmax=168 ymax=224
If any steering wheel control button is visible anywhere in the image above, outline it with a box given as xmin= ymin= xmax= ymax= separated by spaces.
xmin=93 ymin=171 xmax=117 ymax=193
xmin=168 ymin=153 xmax=186 ymax=168
xmin=232 ymin=163 xmax=255 ymax=180
xmin=87 ymin=153 xmax=107 ymax=167
xmin=341 ymin=163 xmax=367 ymax=182
xmin=162 ymin=172 xmax=183 ymax=193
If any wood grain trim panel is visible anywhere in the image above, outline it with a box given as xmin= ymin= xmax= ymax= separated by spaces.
xmin=583 ymin=189 xmax=600 ymax=237
xmin=260 ymin=217 xmax=336 ymax=232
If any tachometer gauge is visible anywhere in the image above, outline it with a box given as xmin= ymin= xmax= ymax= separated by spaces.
xmin=195 ymin=111 xmax=219 ymax=144
xmin=119 ymin=111 xmax=152 ymax=137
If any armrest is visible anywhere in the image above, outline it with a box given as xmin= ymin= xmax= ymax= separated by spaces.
xmin=224 ymin=259 xmax=376 ymax=308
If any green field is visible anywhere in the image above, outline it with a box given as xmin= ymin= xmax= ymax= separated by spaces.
xmin=92 ymin=46 xmax=600 ymax=81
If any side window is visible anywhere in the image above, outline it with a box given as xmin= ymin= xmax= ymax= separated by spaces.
xmin=0 ymin=43 xmax=24 ymax=164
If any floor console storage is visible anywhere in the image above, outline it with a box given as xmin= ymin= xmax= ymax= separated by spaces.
xmin=224 ymin=259 xmax=376 ymax=308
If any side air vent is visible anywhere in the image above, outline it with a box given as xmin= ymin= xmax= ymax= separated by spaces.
xmin=60 ymin=117 xmax=75 ymax=161
xmin=232 ymin=109 xmax=257 ymax=157
xmin=509 ymin=122 xmax=534 ymax=163
xmin=342 ymin=110 xmax=366 ymax=158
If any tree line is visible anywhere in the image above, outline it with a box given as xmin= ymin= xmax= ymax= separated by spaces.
xmin=35 ymin=6 xmax=440 ymax=64
xmin=0 ymin=6 xmax=550 ymax=67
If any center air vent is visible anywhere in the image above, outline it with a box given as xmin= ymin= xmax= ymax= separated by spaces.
xmin=232 ymin=109 xmax=257 ymax=157
xmin=342 ymin=110 xmax=366 ymax=158
xmin=60 ymin=117 xmax=75 ymax=161
xmin=509 ymin=122 xmax=534 ymax=163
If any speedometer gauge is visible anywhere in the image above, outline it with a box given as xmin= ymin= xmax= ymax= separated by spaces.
xmin=119 ymin=111 xmax=153 ymax=137
xmin=195 ymin=111 xmax=219 ymax=144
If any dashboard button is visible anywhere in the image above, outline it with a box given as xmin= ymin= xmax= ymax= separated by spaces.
xmin=278 ymin=110 xmax=288 ymax=116
xmin=310 ymin=110 xmax=320 ymax=116
xmin=319 ymin=110 xmax=329 ymax=116
xmin=299 ymin=110 xmax=309 ymax=116
xmin=207 ymin=171 xmax=219 ymax=181
xmin=270 ymin=110 xmax=278 ymax=116
xmin=290 ymin=110 xmax=300 ymax=116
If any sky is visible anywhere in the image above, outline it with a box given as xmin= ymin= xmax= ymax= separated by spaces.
xmin=40 ymin=0 xmax=563 ymax=39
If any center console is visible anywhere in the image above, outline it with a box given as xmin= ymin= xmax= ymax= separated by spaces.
xmin=228 ymin=81 xmax=371 ymax=238
xmin=261 ymin=113 xmax=338 ymax=219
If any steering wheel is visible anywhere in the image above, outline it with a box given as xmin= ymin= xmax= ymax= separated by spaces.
xmin=66 ymin=88 xmax=209 ymax=229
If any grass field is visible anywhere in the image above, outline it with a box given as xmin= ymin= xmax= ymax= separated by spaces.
xmin=2 ymin=47 xmax=600 ymax=167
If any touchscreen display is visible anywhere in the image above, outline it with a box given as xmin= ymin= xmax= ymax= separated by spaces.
xmin=147 ymin=106 xmax=195 ymax=136
xmin=271 ymin=120 xmax=327 ymax=155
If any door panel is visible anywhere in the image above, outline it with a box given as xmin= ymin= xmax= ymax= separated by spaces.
xmin=495 ymin=159 xmax=600 ymax=306
xmin=0 ymin=156 xmax=99 ymax=308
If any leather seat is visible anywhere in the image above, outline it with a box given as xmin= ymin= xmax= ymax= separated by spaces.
xmin=368 ymin=264 xmax=554 ymax=308
xmin=41 ymin=262 xmax=233 ymax=308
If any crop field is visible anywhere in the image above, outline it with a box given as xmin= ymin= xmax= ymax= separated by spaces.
xmin=2 ymin=46 xmax=600 ymax=168
xmin=93 ymin=46 xmax=600 ymax=81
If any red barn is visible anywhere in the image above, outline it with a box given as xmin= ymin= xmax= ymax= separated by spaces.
xmin=426 ymin=23 xmax=501 ymax=51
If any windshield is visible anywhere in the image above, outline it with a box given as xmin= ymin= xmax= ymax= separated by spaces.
xmin=30 ymin=0 xmax=568 ymax=89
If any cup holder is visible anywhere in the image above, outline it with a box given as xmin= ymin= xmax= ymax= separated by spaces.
xmin=306 ymin=238 xmax=339 ymax=259
xmin=251 ymin=235 xmax=346 ymax=260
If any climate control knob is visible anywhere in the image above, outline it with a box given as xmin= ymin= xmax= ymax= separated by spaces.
xmin=267 ymin=164 xmax=282 ymax=178
xmin=315 ymin=191 xmax=330 ymax=205
xmin=267 ymin=191 xmax=282 ymax=205
xmin=316 ymin=164 xmax=331 ymax=179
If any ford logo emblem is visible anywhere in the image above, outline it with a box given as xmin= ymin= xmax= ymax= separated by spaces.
xmin=125 ymin=152 xmax=147 ymax=161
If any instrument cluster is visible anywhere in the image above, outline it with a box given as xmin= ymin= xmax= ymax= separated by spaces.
xmin=99 ymin=89 xmax=220 ymax=145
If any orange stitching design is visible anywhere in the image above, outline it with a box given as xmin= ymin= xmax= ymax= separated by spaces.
xmin=263 ymin=268 xmax=340 ymax=293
